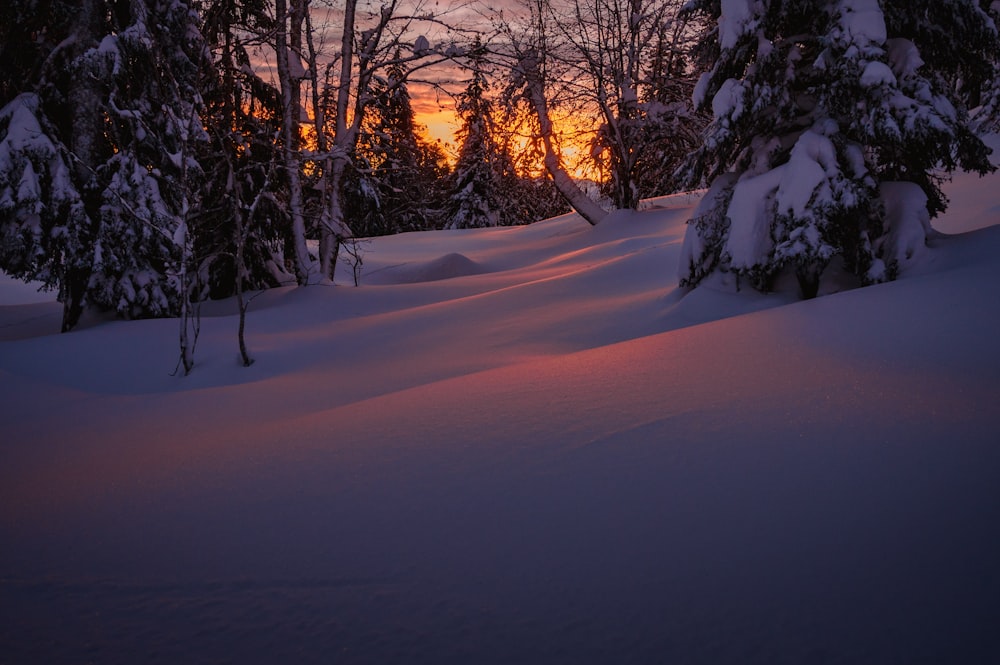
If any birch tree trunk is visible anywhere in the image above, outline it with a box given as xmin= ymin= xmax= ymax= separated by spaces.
xmin=307 ymin=0 xmax=439 ymax=278
xmin=521 ymin=54 xmax=608 ymax=226
xmin=316 ymin=0 xmax=359 ymax=280
xmin=275 ymin=0 xmax=311 ymax=284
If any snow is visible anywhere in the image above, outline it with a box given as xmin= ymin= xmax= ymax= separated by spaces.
xmin=724 ymin=165 xmax=783 ymax=267
xmin=886 ymin=38 xmax=923 ymax=78
xmin=879 ymin=180 xmax=930 ymax=267
xmin=860 ymin=60 xmax=896 ymax=87
xmin=711 ymin=77 xmax=746 ymax=121
xmin=718 ymin=0 xmax=754 ymax=50
xmin=286 ymin=47 xmax=307 ymax=80
xmin=2 ymin=162 xmax=1000 ymax=662
xmin=692 ymin=71 xmax=711 ymax=109
xmin=777 ymin=129 xmax=836 ymax=217
xmin=413 ymin=35 xmax=430 ymax=55
xmin=836 ymin=0 xmax=887 ymax=46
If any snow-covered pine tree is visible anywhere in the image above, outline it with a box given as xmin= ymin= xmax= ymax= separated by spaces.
xmin=92 ymin=0 xmax=211 ymax=327
xmin=446 ymin=46 xmax=520 ymax=229
xmin=347 ymin=57 xmax=448 ymax=236
xmin=679 ymin=0 xmax=998 ymax=298
xmin=0 ymin=0 xmax=212 ymax=330
xmin=0 ymin=0 xmax=103 ymax=330
xmin=0 ymin=93 xmax=90 ymax=329
xmin=973 ymin=0 xmax=1000 ymax=132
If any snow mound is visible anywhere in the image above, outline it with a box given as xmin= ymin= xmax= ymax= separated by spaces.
xmin=369 ymin=251 xmax=486 ymax=284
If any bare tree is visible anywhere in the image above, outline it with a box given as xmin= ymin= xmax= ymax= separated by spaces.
xmin=553 ymin=0 xmax=701 ymax=208
xmin=498 ymin=0 xmax=609 ymax=225
xmin=495 ymin=0 xmax=704 ymax=216
xmin=301 ymin=0 xmax=467 ymax=279
xmin=274 ymin=0 xmax=312 ymax=284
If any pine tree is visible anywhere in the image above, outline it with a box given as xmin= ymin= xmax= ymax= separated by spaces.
xmin=92 ymin=0 xmax=210 ymax=326
xmin=1 ymin=0 xmax=101 ymax=330
xmin=679 ymin=0 xmax=998 ymax=298
xmin=347 ymin=59 xmax=446 ymax=236
xmin=447 ymin=47 xmax=535 ymax=229
xmin=0 ymin=0 xmax=212 ymax=330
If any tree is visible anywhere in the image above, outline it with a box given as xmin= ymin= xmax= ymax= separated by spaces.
xmin=498 ymin=0 xmax=607 ymax=225
xmin=0 ymin=0 xmax=211 ymax=331
xmin=446 ymin=44 xmax=525 ymax=229
xmin=678 ymin=0 xmax=998 ymax=298
xmin=303 ymin=0 xmax=459 ymax=278
xmin=551 ymin=0 xmax=704 ymax=209
xmin=630 ymin=12 xmax=710 ymax=199
xmin=495 ymin=0 xmax=704 ymax=216
xmin=348 ymin=57 xmax=448 ymax=236
xmin=273 ymin=0 xmax=312 ymax=284
xmin=198 ymin=0 xmax=289 ymax=301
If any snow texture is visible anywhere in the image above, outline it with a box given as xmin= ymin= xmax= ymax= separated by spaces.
xmin=718 ymin=0 xmax=755 ymax=50
xmin=1 ymin=157 xmax=999 ymax=663
xmin=878 ymin=180 xmax=930 ymax=267
xmin=886 ymin=38 xmax=923 ymax=78
xmin=860 ymin=60 xmax=896 ymax=87
xmin=725 ymin=165 xmax=784 ymax=268
xmin=0 ymin=95 xmax=76 ymax=213
xmin=711 ymin=77 xmax=746 ymax=121
xmin=836 ymin=0 xmax=887 ymax=46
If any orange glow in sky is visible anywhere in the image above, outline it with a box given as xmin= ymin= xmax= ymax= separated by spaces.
xmin=416 ymin=108 xmax=458 ymax=148
xmin=414 ymin=98 xmax=599 ymax=181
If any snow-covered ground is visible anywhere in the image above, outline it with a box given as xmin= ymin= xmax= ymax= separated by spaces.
xmin=1 ymin=159 xmax=999 ymax=663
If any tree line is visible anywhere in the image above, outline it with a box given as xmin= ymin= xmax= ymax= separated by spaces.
xmin=1 ymin=0 xmax=998 ymax=368
xmin=0 ymin=0 xmax=704 ymax=343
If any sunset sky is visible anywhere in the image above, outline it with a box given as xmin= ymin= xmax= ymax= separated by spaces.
xmin=414 ymin=91 xmax=462 ymax=147
xmin=270 ymin=0 xmax=580 ymax=162
xmin=303 ymin=0 xmax=500 ymax=148
xmin=241 ymin=0 xmax=612 ymax=176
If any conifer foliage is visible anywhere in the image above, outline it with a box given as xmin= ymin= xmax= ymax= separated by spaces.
xmin=0 ymin=0 xmax=211 ymax=330
xmin=447 ymin=48 xmax=519 ymax=229
xmin=679 ymin=0 xmax=998 ymax=298
xmin=346 ymin=60 xmax=449 ymax=237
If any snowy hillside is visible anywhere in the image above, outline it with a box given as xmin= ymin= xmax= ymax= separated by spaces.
xmin=1 ymin=159 xmax=999 ymax=662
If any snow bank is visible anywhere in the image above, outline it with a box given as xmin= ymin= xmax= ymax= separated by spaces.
xmin=1 ymin=156 xmax=999 ymax=664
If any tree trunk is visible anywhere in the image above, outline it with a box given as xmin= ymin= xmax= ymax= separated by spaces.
xmin=796 ymin=263 xmax=822 ymax=300
xmin=319 ymin=154 xmax=351 ymax=279
xmin=61 ymin=0 xmax=105 ymax=331
xmin=275 ymin=0 xmax=311 ymax=284
xmin=235 ymin=208 xmax=252 ymax=367
xmin=522 ymin=56 xmax=608 ymax=226
xmin=60 ymin=268 xmax=89 ymax=332
xmin=315 ymin=0 xmax=359 ymax=280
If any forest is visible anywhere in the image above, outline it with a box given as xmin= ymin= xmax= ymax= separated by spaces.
xmin=1 ymin=0 xmax=998 ymax=348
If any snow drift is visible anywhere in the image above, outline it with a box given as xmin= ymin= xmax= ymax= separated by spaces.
xmin=1 ymin=164 xmax=999 ymax=663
